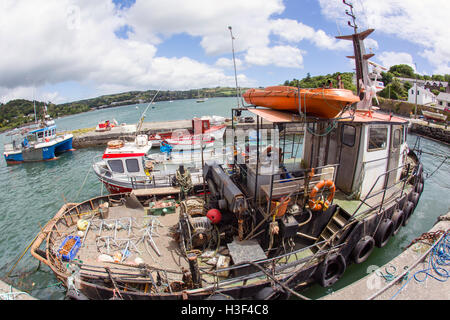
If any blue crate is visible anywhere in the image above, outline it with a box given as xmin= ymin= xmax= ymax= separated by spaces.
xmin=58 ymin=236 xmax=81 ymax=261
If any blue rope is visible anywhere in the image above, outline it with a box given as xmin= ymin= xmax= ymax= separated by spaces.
xmin=390 ymin=232 xmax=450 ymax=300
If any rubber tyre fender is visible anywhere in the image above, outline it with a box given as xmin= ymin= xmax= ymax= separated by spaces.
xmin=408 ymin=191 xmax=420 ymax=208
xmin=415 ymin=182 xmax=424 ymax=195
xmin=253 ymin=286 xmax=290 ymax=300
xmin=402 ymin=201 xmax=415 ymax=226
xmin=316 ymin=253 xmax=346 ymax=288
xmin=351 ymin=236 xmax=375 ymax=264
xmin=374 ymin=218 xmax=394 ymax=248
xmin=206 ymin=293 xmax=235 ymax=300
xmin=416 ymin=164 xmax=423 ymax=179
xmin=391 ymin=209 xmax=404 ymax=236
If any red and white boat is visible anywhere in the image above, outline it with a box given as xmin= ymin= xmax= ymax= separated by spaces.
xmin=148 ymin=117 xmax=226 ymax=148
xmin=95 ymin=119 xmax=118 ymax=132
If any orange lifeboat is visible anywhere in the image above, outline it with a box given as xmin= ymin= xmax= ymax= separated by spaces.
xmin=243 ymin=86 xmax=360 ymax=119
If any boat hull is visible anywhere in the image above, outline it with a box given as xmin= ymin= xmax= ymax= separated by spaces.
xmin=243 ymin=86 xmax=360 ymax=118
xmin=4 ymin=135 xmax=73 ymax=163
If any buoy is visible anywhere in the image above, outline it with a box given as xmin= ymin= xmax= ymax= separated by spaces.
xmin=207 ymin=209 xmax=222 ymax=224
xmin=77 ymin=219 xmax=88 ymax=231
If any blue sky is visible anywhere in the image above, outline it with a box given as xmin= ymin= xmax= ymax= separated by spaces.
xmin=0 ymin=0 xmax=448 ymax=104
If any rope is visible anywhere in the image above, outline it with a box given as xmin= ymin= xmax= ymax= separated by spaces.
xmin=0 ymin=285 xmax=32 ymax=300
xmin=389 ymin=230 xmax=449 ymax=300
xmin=74 ymin=165 xmax=92 ymax=201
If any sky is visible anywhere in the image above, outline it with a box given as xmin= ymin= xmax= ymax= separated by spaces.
xmin=0 ymin=0 xmax=449 ymax=104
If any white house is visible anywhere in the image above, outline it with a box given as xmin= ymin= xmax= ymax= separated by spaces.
xmin=436 ymin=92 xmax=450 ymax=112
xmin=407 ymin=83 xmax=436 ymax=106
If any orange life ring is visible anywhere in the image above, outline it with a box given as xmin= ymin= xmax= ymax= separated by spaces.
xmin=107 ymin=140 xmax=124 ymax=149
xmin=308 ymin=180 xmax=336 ymax=211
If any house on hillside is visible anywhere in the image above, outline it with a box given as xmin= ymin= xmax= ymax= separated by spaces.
xmin=436 ymin=92 xmax=450 ymax=112
xmin=407 ymin=83 xmax=436 ymax=106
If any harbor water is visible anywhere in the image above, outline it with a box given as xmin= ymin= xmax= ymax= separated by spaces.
xmin=0 ymin=97 xmax=448 ymax=300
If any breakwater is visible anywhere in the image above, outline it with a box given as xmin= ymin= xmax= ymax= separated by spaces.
xmin=409 ymin=121 xmax=449 ymax=144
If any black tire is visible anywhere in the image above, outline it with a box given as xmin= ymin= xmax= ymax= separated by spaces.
xmin=315 ymin=253 xmax=346 ymax=288
xmin=408 ymin=191 xmax=420 ymax=208
xmin=391 ymin=209 xmax=404 ymax=235
xmin=402 ymin=201 xmax=415 ymax=226
xmin=415 ymin=182 xmax=424 ymax=195
xmin=253 ymin=286 xmax=290 ymax=300
xmin=374 ymin=219 xmax=394 ymax=248
xmin=351 ymin=236 xmax=375 ymax=264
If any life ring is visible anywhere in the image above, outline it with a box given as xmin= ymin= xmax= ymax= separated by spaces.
xmin=351 ymin=236 xmax=375 ymax=264
xmin=308 ymin=180 xmax=336 ymax=211
xmin=315 ymin=253 xmax=346 ymax=287
xmin=402 ymin=201 xmax=414 ymax=226
xmin=107 ymin=140 xmax=124 ymax=149
xmin=374 ymin=218 xmax=394 ymax=248
xmin=391 ymin=209 xmax=404 ymax=235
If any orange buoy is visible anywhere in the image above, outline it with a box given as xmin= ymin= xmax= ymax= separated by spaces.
xmin=107 ymin=140 xmax=124 ymax=149
xmin=243 ymin=86 xmax=360 ymax=119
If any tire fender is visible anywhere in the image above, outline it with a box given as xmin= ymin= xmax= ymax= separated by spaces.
xmin=374 ymin=219 xmax=394 ymax=248
xmin=351 ymin=236 xmax=375 ymax=264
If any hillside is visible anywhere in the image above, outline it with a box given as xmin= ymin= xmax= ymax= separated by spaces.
xmin=0 ymin=87 xmax=244 ymax=132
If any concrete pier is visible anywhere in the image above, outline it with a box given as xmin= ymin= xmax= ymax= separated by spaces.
xmin=0 ymin=280 xmax=36 ymax=300
xmin=70 ymin=119 xmax=300 ymax=149
xmin=321 ymin=212 xmax=450 ymax=300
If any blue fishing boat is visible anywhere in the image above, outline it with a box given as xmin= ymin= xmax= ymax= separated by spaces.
xmin=3 ymin=108 xmax=74 ymax=164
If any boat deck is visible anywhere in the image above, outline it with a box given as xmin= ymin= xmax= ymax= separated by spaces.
xmin=55 ymin=204 xmax=189 ymax=283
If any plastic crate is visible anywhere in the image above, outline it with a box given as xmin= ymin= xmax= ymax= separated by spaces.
xmin=57 ymin=236 xmax=81 ymax=261
xmin=147 ymin=200 xmax=177 ymax=216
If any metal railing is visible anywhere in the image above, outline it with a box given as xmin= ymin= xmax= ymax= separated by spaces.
xmin=352 ymin=162 xmax=411 ymax=218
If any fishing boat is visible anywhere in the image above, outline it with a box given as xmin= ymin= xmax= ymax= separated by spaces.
xmin=148 ymin=117 xmax=226 ymax=148
xmin=92 ymin=135 xmax=205 ymax=194
xmin=421 ymin=110 xmax=447 ymax=122
xmin=95 ymin=120 xmax=118 ymax=132
xmin=3 ymin=109 xmax=73 ymax=164
xmin=30 ymin=5 xmax=425 ymax=300
xmin=243 ymin=86 xmax=360 ymax=119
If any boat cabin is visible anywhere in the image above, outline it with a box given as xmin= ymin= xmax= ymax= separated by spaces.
xmin=102 ymin=135 xmax=153 ymax=178
xmin=25 ymin=124 xmax=57 ymax=145
xmin=234 ymin=108 xmax=409 ymax=205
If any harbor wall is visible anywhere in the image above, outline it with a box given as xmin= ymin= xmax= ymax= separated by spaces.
xmin=71 ymin=119 xmax=297 ymax=149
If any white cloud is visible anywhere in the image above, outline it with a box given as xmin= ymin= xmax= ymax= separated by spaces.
xmin=245 ymin=46 xmax=305 ymax=68
xmin=377 ymin=52 xmax=415 ymax=71
xmin=270 ymin=18 xmax=351 ymax=51
xmin=215 ymin=58 xmax=244 ymax=70
xmin=318 ymin=0 xmax=450 ymax=74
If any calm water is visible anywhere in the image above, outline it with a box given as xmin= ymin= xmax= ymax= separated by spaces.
xmin=0 ymin=97 xmax=448 ymax=300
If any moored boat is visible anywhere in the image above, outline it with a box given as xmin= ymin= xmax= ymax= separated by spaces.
xmin=421 ymin=110 xmax=447 ymax=122
xmin=148 ymin=117 xmax=226 ymax=148
xmin=3 ymin=111 xmax=73 ymax=164
xmin=93 ymin=135 xmax=205 ymax=194
xmin=243 ymin=86 xmax=360 ymax=119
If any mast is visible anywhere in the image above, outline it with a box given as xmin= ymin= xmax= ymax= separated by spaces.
xmin=228 ymin=26 xmax=241 ymax=108
xmin=336 ymin=0 xmax=374 ymax=110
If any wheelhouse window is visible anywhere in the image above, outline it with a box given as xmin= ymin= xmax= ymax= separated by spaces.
xmin=108 ymin=160 xmax=124 ymax=173
xmin=125 ymin=159 xmax=140 ymax=173
xmin=368 ymin=126 xmax=388 ymax=151
xmin=393 ymin=128 xmax=403 ymax=148
xmin=37 ymin=132 xmax=44 ymax=139
xmin=342 ymin=125 xmax=356 ymax=147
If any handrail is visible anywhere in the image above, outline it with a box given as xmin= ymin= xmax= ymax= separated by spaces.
xmin=352 ymin=163 xmax=411 ymax=217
